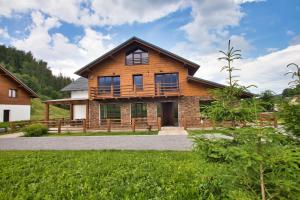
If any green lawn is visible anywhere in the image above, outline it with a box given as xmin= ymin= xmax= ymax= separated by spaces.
xmin=44 ymin=131 xmax=158 ymax=136
xmin=0 ymin=151 xmax=230 ymax=200
xmin=31 ymin=98 xmax=69 ymax=120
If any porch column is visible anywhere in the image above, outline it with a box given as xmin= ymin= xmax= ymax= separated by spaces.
xmin=70 ymin=103 xmax=73 ymax=120
xmin=120 ymin=103 xmax=131 ymax=125
xmin=86 ymin=100 xmax=89 ymax=128
xmin=147 ymin=102 xmax=157 ymax=127
xmin=45 ymin=103 xmax=49 ymax=121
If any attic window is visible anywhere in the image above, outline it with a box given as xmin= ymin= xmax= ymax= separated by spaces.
xmin=125 ymin=48 xmax=149 ymax=65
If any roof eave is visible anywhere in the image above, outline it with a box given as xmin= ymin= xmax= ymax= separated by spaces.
xmin=75 ymin=37 xmax=200 ymax=77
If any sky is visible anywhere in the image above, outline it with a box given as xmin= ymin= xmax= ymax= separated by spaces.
xmin=0 ymin=0 xmax=300 ymax=94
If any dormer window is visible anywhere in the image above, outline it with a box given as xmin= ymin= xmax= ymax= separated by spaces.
xmin=125 ymin=48 xmax=149 ymax=65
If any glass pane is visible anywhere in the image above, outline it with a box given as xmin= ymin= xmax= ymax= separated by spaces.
xmin=113 ymin=76 xmax=120 ymax=96
xmin=133 ymin=75 xmax=143 ymax=90
xmin=131 ymin=103 xmax=147 ymax=118
xmin=101 ymin=104 xmax=121 ymax=119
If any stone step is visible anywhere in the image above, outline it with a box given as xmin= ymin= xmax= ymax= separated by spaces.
xmin=159 ymin=126 xmax=187 ymax=135
xmin=161 ymin=126 xmax=185 ymax=131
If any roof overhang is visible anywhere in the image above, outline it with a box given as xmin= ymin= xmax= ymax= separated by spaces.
xmin=75 ymin=37 xmax=200 ymax=78
xmin=0 ymin=64 xmax=38 ymax=98
xmin=187 ymin=75 xmax=255 ymax=98
xmin=43 ymin=98 xmax=88 ymax=105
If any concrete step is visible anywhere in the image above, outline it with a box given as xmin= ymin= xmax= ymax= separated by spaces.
xmin=159 ymin=126 xmax=187 ymax=135
xmin=161 ymin=126 xmax=185 ymax=131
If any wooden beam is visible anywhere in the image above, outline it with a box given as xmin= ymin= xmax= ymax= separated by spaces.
xmin=70 ymin=103 xmax=74 ymax=120
xmin=45 ymin=103 xmax=49 ymax=121
xmin=86 ymin=100 xmax=89 ymax=129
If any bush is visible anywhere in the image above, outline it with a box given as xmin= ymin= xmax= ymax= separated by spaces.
xmin=23 ymin=124 xmax=48 ymax=137
xmin=279 ymin=102 xmax=300 ymax=136
xmin=0 ymin=122 xmax=9 ymax=132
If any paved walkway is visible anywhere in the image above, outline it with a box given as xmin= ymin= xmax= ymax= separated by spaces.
xmin=0 ymin=135 xmax=193 ymax=151
xmin=0 ymin=132 xmax=24 ymax=138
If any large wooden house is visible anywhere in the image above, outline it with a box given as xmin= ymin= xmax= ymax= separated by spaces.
xmin=46 ymin=37 xmax=245 ymax=128
xmin=0 ymin=64 xmax=38 ymax=122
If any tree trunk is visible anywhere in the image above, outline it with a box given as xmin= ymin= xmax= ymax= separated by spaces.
xmin=260 ymin=163 xmax=266 ymax=200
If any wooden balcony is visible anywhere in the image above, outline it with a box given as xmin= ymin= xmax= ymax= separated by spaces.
xmin=90 ymin=83 xmax=181 ymax=99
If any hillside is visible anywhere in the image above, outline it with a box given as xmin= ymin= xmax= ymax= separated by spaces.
xmin=31 ymin=99 xmax=69 ymax=120
xmin=0 ymin=45 xmax=72 ymax=100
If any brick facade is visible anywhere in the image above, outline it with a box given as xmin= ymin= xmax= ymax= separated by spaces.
xmin=89 ymin=100 xmax=99 ymax=128
xmin=147 ymin=102 xmax=158 ymax=126
xmin=178 ymin=96 xmax=201 ymax=127
xmin=120 ymin=103 xmax=131 ymax=125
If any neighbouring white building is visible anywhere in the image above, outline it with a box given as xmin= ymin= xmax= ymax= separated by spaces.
xmin=0 ymin=64 xmax=38 ymax=122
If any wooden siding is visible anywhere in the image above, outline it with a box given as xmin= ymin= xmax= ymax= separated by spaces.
xmin=88 ymin=45 xmax=212 ymax=99
xmin=0 ymin=73 xmax=31 ymax=105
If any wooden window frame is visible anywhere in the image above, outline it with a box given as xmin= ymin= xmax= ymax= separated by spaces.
xmin=8 ymin=89 xmax=17 ymax=98
xmin=133 ymin=74 xmax=143 ymax=91
xmin=125 ymin=48 xmax=149 ymax=66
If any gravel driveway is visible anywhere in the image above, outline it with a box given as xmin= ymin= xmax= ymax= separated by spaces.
xmin=0 ymin=135 xmax=193 ymax=151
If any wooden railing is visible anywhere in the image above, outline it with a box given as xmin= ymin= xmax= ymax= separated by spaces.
xmin=90 ymin=82 xmax=181 ymax=99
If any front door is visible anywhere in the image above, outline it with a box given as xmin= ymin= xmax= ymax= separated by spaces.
xmin=161 ymin=102 xmax=177 ymax=126
xmin=3 ymin=110 xmax=10 ymax=122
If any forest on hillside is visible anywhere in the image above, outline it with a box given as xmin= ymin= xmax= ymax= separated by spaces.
xmin=0 ymin=45 xmax=72 ymax=100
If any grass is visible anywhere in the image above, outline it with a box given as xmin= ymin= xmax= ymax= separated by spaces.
xmin=44 ymin=131 xmax=158 ymax=136
xmin=31 ymin=98 xmax=69 ymax=120
xmin=0 ymin=150 xmax=229 ymax=200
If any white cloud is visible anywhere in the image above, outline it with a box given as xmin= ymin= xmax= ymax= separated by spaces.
xmin=0 ymin=0 xmax=185 ymax=26
xmin=0 ymin=27 xmax=9 ymax=39
xmin=192 ymin=44 xmax=300 ymax=94
xmin=11 ymin=11 xmax=112 ymax=77
xmin=266 ymin=47 xmax=279 ymax=53
xmin=286 ymin=30 xmax=295 ymax=36
xmin=289 ymin=35 xmax=300 ymax=46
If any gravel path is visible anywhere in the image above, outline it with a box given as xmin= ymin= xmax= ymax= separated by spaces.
xmin=0 ymin=135 xmax=193 ymax=151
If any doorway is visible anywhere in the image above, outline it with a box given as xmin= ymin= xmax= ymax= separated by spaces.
xmin=161 ymin=102 xmax=178 ymax=126
xmin=3 ymin=110 xmax=10 ymax=122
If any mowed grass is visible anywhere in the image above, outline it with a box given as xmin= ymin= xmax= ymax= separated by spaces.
xmin=44 ymin=131 xmax=158 ymax=136
xmin=0 ymin=151 xmax=226 ymax=200
xmin=31 ymin=98 xmax=69 ymax=120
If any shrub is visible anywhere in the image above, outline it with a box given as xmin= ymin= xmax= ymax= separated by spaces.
xmin=0 ymin=122 xmax=9 ymax=132
xmin=23 ymin=124 xmax=48 ymax=137
xmin=279 ymin=102 xmax=300 ymax=136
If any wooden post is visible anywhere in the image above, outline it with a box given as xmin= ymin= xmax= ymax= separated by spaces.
xmin=83 ymin=119 xmax=87 ymax=133
xmin=274 ymin=115 xmax=278 ymax=128
xmin=70 ymin=103 xmax=73 ymax=120
xmin=111 ymin=85 xmax=114 ymax=97
xmin=107 ymin=119 xmax=111 ymax=132
xmin=45 ymin=103 xmax=49 ymax=121
xmin=58 ymin=120 xmax=61 ymax=134
xmin=132 ymin=118 xmax=136 ymax=132
xmin=86 ymin=100 xmax=89 ymax=129
xmin=157 ymin=117 xmax=161 ymax=131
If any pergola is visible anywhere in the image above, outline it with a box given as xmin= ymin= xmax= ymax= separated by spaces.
xmin=43 ymin=98 xmax=89 ymax=122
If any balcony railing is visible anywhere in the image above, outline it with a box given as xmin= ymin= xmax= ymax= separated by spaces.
xmin=90 ymin=82 xmax=181 ymax=99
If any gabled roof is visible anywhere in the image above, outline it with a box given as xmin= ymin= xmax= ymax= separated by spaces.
xmin=75 ymin=36 xmax=200 ymax=77
xmin=61 ymin=77 xmax=88 ymax=92
xmin=0 ymin=64 xmax=38 ymax=98
xmin=187 ymin=75 xmax=254 ymax=98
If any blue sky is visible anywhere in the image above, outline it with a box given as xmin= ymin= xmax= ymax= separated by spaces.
xmin=0 ymin=0 xmax=300 ymax=93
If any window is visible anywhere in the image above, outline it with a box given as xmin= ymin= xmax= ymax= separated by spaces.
xmin=133 ymin=75 xmax=143 ymax=91
xmin=8 ymin=89 xmax=17 ymax=98
xmin=131 ymin=103 xmax=147 ymax=118
xmin=125 ymin=48 xmax=149 ymax=65
xmin=155 ymin=73 xmax=179 ymax=94
xmin=100 ymin=104 xmax=121 ymax=119
xmin=98 ymin=76 xmax=120 ymax=96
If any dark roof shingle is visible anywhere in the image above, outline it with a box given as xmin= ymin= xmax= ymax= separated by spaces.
xmin=61 ymin=77 xmax=88 ymax=92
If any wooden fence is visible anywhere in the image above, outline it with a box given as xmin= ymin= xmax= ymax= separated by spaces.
xmin=2 ymin=112 xmax=278 ymax=134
